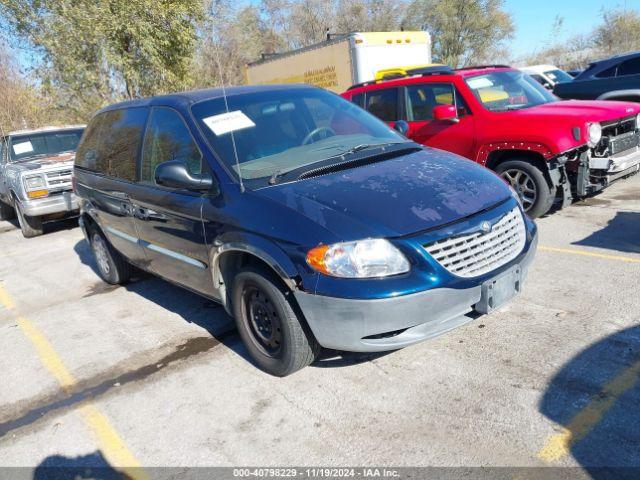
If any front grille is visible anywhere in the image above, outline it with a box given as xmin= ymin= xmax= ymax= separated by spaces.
xmin=46 ymin=169 xmax=72 ymax=186
xmin=610 ymin=131 xmax=640 ymax=156
xmin=601 ymin=117 xmax=636 ymax=138
xmin=423 ymin=207 xmax=526 ymax=278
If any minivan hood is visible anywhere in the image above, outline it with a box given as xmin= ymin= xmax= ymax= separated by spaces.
xmin=516 ymin=100 xmax=640 ymax=123
xmin=259 ymin=148 xmax=511 ymax=239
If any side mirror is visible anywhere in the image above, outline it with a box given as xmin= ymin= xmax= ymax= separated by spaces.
xmin=393 ymin=120 xmax=409 ymax=136
xmin=433 ymin=104 xmax=459 ymax=122
xmin=155 ymin=160 xmax=217 ymax=193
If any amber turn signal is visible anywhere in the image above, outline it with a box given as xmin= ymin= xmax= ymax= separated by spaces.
xmin=27 ymin=189 xmax=49 ymax=199
xmin=306 ymin=245 xmax=329 ymax=275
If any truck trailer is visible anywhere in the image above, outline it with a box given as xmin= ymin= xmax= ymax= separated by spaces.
xmin=245 ymin=31 xmax=432 ymax=93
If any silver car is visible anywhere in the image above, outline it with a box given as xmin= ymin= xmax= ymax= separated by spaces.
xmin=0 ymin=125 xmax=85 ymax=237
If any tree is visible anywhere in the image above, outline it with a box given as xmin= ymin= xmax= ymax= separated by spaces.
xmin=0 ymin=0 xmax=204 ymax=120
xmin=594 ymin=9 xmax=640 ymax=56
xmin=403 ymin=0 xmax=514 ymax=67
xmin=0 ymin=42 xmax=60 ymax=133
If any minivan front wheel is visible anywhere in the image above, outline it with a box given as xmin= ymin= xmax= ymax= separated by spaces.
xmin=496 ymin=160 xmax=553 ymax=218
xmin=232 ymin=266 xmax=320 ymax=376
xmin=90 ymin=230 xmax=131 ymax=284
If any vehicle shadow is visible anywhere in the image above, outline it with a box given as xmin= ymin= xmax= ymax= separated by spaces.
xmin=73 ymin=238 xmax=395 ymax=372
xmin=539 ymin=325 xmax=640 ymax=479
xmin=73 ymin=238 xmax=238 ymax=347
xmin=33 ymin=450 xmax=126 ymax=479
xmin=571 ymin=211 xmax=640 ymax=254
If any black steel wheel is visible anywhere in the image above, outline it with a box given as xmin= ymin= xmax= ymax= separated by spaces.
xmin=232 ymin=266 xmax=320 ymax=376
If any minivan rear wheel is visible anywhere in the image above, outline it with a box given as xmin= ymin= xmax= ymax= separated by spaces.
xmin=496 ymin=160 xmax=553 ymax=218
xmin=90 ymin=230 xmax=132 ymax=284
xmin=232 ymin=266 xmax=320 ymax=376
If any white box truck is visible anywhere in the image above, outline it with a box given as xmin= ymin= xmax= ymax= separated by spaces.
xmin=245 ymin=31 xmax=432 ymax=93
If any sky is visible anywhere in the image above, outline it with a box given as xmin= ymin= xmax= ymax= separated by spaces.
xmin=6 ymin=0 xmax=640 ymax=70
xmin=505 ymin=0 xmax=638 ymax=58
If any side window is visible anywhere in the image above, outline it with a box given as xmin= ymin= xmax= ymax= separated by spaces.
xmin=76 ymin=108 xmax=148 ymax=181
xmin=365 ymin=88 xmax=398 ymax=122
xmin=140 ymin=107 xmax=202 ymax=185
xmin=595 ymin=65 xmax=617 ymax=78
xmin=351 ymin=93 xmax=364 ymax=108
xmin=618 ymin=58 xmax=640 ymax=76
xmin=406 ymin=84 xmax=467 ymax=121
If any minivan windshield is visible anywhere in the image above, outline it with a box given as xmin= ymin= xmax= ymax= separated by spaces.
xmin=9 ymin=129 xmax=84 ymax=162
xmin=192 ymin=88 xmax=407 ymax=185
xmin=465 ymin=70 xmax=557 ymax=112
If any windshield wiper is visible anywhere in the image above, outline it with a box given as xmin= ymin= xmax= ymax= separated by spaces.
xmin=339 ymin=142 xmax=406 ymax=157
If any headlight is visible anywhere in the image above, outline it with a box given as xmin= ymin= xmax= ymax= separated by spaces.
xmin=23 ymin=175 xmax=46 ymax=190
xmin=587 ymin=122 xmax=602 ymax=147
xmin=636 ymin=113 xmax=640 ymax=130
xmin=307 ymin=239 xmax=410 ymax=278
xmin=23 ymin=175 xmax=48 ymax=198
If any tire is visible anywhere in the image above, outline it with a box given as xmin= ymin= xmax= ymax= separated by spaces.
xmin=0 ymin=200 xmax=15 ymax=221
xmin=496 ymin=160 xmax=554 ymax=218
xmin=232 ymin=266 xmax=320 ymax=376
xmin=90 ymin=230 xmax=132 ymax=285
xmin=15 ymin=202 xmax=43 ymax=238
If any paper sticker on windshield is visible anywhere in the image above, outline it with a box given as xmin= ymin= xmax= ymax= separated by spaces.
xmin=467 ymin=77 xmax=494 ymax=89
xmin=203 ymin=111 xmax=256 ymax=136
xmin=12 ymin=141 xmax=34 ymax=155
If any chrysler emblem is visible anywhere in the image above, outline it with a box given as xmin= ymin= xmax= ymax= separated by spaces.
xmin=479 ymin=221 xmax=492 ymax=234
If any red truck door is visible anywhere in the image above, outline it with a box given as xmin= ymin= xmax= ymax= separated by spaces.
xmin=403 ymin=83 xmax=476 ymax=159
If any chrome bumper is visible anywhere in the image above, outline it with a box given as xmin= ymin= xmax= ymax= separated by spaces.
xmin=20 ymin=191 xmax=78 ymax=217
xmin=295 ymin=231 xmax=538 ymax=352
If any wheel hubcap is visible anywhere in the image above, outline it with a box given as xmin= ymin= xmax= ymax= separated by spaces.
xmin=243 ymin=286 xmax=282 ymax=356
xmin=92 ymin=236 xmax=110 ymax=275
xmin=501 ymin=169 xmax=537 ymax=211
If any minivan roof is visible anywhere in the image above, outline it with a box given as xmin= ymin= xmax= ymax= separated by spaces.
xmin=97 ymin=84 xmax=315 ymax=114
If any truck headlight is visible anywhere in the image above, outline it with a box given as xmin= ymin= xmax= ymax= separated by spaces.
xmin=307 ymin=239 xmax=410 ymax=278
xmin=23 ymin=175 xmax=49 ymax=198
xmin=587 ymin=122 xmax=602 ymax=147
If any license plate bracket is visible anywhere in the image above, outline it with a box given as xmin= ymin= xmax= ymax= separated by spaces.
xmin=475 ymin=265 xmax=522 ymax=314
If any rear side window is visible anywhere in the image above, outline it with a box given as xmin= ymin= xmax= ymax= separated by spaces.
xmin=140 ymin=107 xmax=202 ymax=185
xmin=595 ymin=65 xmax=617 ymax=78
xmin=618 ymin=57 xmax=640 ymax=76
xmin=351 ymin=93 xmax=364 ymax=108
xmin=365 ymin=88 xmax=398 ymax=122
xmin=76 ymin=108 xmax=148 ymax=181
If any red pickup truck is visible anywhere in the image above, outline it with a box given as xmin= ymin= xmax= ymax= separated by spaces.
xmin=341 ymin=65 xmax=640 ymax=217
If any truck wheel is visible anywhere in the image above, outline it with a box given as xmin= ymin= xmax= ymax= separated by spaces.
xmin=496 ymin=160 xmax=554 ymax=218
xmin=15 ymin=202 xmax=43 ymax=238
xmin=0 ymin=200 xmax=16 ymax=221
xmin=232 ymin=266 xmax=320 ymax=376
xmin=90 ymin=230 xmax=131 ymax=284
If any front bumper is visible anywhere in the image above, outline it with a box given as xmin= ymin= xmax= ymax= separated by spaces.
xmin=20 ymin=191 xmax=78 ymax=217
xmin=294 ymin=231 xmax=538 ymax=352
xmin=589 ymin=146 xmax=640 ymax=179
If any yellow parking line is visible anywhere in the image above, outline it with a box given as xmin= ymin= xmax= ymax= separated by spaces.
xmin=538 ymin=359 xmax=640 ymax=462
xmin=0 ymin=282 xmax=147 ymax=479
xmin=539 ymin=245 xmax=640 ymax=264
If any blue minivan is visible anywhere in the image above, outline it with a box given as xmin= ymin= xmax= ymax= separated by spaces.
xmin=74 ymin=85 xmax=537 ymax=376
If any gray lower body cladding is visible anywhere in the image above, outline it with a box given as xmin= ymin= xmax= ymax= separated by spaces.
xmin=295 ymin=232 xmax=538 ymax=352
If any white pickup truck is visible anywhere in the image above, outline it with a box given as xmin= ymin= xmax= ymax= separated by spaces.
xmin=0 ymin=125 xmax=85 ymax=237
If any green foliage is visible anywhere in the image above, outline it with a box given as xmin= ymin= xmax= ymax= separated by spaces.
xmin=403 ymin=0 xmax=514 ymax=67
xmin=1 ymin=0 xmax=204 ymax=120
